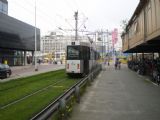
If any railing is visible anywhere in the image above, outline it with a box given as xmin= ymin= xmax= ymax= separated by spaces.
xmin=30 ymin=64 xmax=102 ymax=120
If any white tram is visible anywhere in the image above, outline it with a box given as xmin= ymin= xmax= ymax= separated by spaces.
xmin=66 ymin=41 xmax=99 ymax=77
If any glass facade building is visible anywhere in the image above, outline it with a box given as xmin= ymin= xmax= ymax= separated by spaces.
xmin=0 ymin=0 xmax=8 ymax=14
xmin=0 ymin=10 xmax=40 ymax=66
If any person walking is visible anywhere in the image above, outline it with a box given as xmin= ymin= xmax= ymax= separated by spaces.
xmin=115 ymin=58 xmax=118 ymax=70
xmin=118 ymin=60 xmax=121 ymax=70
xmin=115 ymin=58 xmax=121 ymax=70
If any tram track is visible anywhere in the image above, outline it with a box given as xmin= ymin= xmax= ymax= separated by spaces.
xmin=0 ymin=70 xmax=63 ymax=92
xmin=0 ymin=78 xmax=66 ymax=109
xmin=31 ymin=65 xmax=102 ymax=120
xmin=0 ymin=66 xmax=101 ymax=120
xmin=0 ymin=70 xmax=68 ymax=107
xmin=0 ymin=69 xmax=79 ymax=120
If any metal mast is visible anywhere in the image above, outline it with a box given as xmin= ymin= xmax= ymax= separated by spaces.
xmin=74 ymin=11 xmax=78 ymax=41
xmin=34 ymin=0 xmax=38 ymax=71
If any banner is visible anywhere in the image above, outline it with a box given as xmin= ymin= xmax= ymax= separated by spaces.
xmin=112 ymin=28 xmax=118 ymax=46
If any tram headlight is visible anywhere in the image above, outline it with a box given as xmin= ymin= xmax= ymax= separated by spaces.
xmin=67 ymin=64 xmax=69 ymax=69
xmin=77 ymin=64 xmax=80 ymax=69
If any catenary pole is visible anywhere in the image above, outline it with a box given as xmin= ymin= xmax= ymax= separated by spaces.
xmin=74 ymin=11 xmax=78 ymax=41
xmin=35 ymin=0 xmax=38 ymax=71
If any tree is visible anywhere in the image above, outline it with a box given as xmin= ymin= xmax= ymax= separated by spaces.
xmin=120 ymin=19 xmax=128 ymax=33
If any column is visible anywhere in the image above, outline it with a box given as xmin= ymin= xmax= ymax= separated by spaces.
xmin=32 ymin=51 xmax=35 ymax=65
xmin=24 ymin=51 xmax=27 ymax=66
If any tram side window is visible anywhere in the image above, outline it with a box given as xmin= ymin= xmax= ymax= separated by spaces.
xmin=80 ymin=46 xmax=86 ymax=60
xmin=87 ymin=47 xmax=90 ymax=60
xmin=85 ymin=46 xmax=90 ymax=60
xmin=67 ymin=46 xmax=79 ymax=60
xmin=80 ymin=46 xmax=90 ymax=60
xmin=79 ymin=46 xmax=83 ymax=60
xmin=84 ymin=46 xmax=90 ymax=60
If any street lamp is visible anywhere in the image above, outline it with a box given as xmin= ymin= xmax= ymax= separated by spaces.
xmin=34 ymin=0 xmax=38 ymax=71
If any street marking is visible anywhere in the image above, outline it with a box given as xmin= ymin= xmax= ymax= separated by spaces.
xmin=152 ymin=82 xmax=158 ymax=86
xmin=144 ymin=78 xmax=158 ymax=86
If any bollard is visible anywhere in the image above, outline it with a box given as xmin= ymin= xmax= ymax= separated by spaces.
xmin=75 ymin=86 xmax=80 ymax=103
xmin=88 ymin=75 xmax=92 ymax=86
xmin=59 ymin=99 xmax=66 ymax=120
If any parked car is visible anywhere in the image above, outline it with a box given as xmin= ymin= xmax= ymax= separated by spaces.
xmin=0 ymin=63 xmax=12 ymax=79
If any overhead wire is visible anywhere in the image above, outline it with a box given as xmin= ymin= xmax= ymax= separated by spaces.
xmin=62 ymin=0 xmax=76 ymax=12
xmin=9 ymin=1 xmax=57 ymax=30
xmin=68 ymin=0 xmax=90 ymax=35
xmin=9 ymin=0 xmax=92 ymax=36
xmin=26 ymin=0 xmax=75 ymax=31
xmin=8 ymin=0 xmax=76 ymax=34
xmin=16 ymin=0 xmax=61 ymax=27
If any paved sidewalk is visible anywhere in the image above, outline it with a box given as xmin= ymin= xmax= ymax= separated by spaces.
xmin=70 ymin=63 xmax=160 ymax=120
xmin=0 ymin=63 xmax=65 ymax=82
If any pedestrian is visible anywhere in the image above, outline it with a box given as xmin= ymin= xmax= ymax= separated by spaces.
xmin=118 ymin=60 xmax=121 ymax=70
xmin=38 ymin=59 xmax=41 ymax=65
xmin=115 ymin=58 xmax=118 ymax=70
xmin=108 ymin=58 xmax=110 ymax=66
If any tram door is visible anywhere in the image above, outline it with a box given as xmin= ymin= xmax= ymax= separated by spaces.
xmin=83 ymin=60 xmax=89 ymax=74
xmin=81 ymin=46 xmax=89 ymax=74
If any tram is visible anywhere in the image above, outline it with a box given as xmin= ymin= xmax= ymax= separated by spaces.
xmin=66 ymin=41 xmax=100 ymax=77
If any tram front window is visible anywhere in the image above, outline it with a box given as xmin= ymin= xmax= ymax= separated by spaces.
xmin=67 ymin=46 xmax=79 ymax=60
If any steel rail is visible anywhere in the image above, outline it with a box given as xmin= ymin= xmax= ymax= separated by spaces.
xmin=30 ymin=65 xmax=102 ymax=120
xmin=1 ymin=79 xmax=66 ymax=109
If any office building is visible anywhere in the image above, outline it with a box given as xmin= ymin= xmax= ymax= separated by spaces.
xmin=0 ymin=0 xmax=40 ymax=66
xmin=0 ymin=0 xmax=8 ymax=14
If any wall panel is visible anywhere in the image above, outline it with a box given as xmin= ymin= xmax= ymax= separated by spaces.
xmin=156 ymin=0 xmax=160 ymax=29
xmin=151 ymin=0 xmax=157 ymax=32
xmin=0 ymin=13 xmax=40 ymax=51
xmin=147 ymin=1 xmax=152 ymax=35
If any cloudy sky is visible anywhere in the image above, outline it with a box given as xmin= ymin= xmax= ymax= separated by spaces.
xmin=8 ymin=0 xmax=139 ymax=35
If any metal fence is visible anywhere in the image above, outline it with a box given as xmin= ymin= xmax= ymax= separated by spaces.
xmin=30 ymin=64 xmax=102 ymax=120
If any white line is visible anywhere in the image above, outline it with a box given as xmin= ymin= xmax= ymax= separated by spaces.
xmin=144 ymin=78 xmax=158 ymax=86
xmin=152 ymin=82 xmax=158 ymax=86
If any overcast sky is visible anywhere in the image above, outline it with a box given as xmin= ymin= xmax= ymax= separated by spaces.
xmin=8 ymin=0 xmax=139 ymax=35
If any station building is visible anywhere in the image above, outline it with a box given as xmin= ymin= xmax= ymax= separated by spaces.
xmin=122 ymin=0 xmax=160 ymax=56
xmin=0 ymin=0 xmax=40 ymax=66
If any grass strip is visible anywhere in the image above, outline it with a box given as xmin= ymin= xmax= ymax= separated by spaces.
xmin=0 ymin=70 xmax=66 ymax=107
xmin=0 ymin=70 xmax=64 ymax=91
xmin=0 ymin=78 xmax=77 ymax=120
xmin=1 ymin=79 xmax=65 ymax=109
